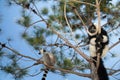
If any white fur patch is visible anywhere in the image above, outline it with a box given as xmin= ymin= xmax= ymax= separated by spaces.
xmin=101 ymin=45 xmax=109 ymax=57
xmin=89 ymin=44 xmax=97 ymax=57
xmin=89 ymin=44 xmax=109 ymax=57
xmin=40 ymin=49 xmax=44 ymax=54
xmin=90 ymin=38 xmax=96 ymax=45
xmin=102 ymin=35 xmax=108 ymax=43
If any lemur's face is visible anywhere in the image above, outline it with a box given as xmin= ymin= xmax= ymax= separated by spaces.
xmin=88 ymin=24 xmax=97 ymax=33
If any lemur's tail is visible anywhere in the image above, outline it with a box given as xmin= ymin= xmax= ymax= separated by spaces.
xmin=41 ymin=69 xmax=49 ymax=80
xmin=92 ymin=57 xmax=109 ymax=80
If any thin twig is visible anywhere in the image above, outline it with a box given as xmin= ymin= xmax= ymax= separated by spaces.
xmin=3 ymin=45 xmax=37 ymax=61
xmin=24 ymin=19 xmax=45 ymax=33
xmin=32 ymin=2 xmax=48 ymax=25
xmin=28 ymin=71 xmax=42 ymax=77
xmin=45 ymin=63 xmax=91 ymax=78
xmin=64 ymin=2 xmax=78 ymax=44
xmin=109 ymin=40 xmax=120 ymax=50
xmin=109 ymin=69 xmax=120 ymax=75
xmin=49 ymin=27 xmax=90 ymax=62
xmin=69 ymin=4 xmax=87 ymax=30
xmin=70 ymin=0 xmax=96 ymax=7
xmin=22 ymin=64 xmax=36 ymax=70
xmin=108 ymin=23 xmax=120 ymax=33
xmin=64 ymin=2 xmax=73 ymax=34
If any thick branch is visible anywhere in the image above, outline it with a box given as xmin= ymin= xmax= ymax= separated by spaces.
xmin=95 ymin=0 xmax=101 ymax=33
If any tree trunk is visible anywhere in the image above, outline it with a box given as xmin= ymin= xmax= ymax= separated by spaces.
xmin=90 ymin=62 xmax=99 ymax=80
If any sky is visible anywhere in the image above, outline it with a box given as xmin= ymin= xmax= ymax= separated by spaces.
xmin=0 ymin=0 xmax=120 ymax=80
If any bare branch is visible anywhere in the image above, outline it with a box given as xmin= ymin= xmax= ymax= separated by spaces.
xmin=64 ymin=2 xmax=73 ymax=34
xmin=45 ymin=63 xmax=91 ymax=78
xmin=108 ymin=69 xmax=120 ymax=75
xmin=70 ymin=0 xmax=96 ymax=7
xmin=95 ymin=0 xmax=101 ymax=33
xmin=72 ymin=6 xmax=87 ymax=30
xmin=28 ymin=71 xmax=42 ymax=77
xmin=64 ymin=2 xmax=79 ymax=44
xmin=2 ymin=44 xmax=37 ymax=61
xmin=49 ymin=27 xmax=91 ymax=62
xmin=108 ymin=23 xmax=120 ymax=33
xmin=109 ymin=40 xmax=120 ymax=50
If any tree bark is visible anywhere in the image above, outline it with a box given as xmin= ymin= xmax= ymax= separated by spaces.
xmin=90 ymin=62 xmax=99 ymax=80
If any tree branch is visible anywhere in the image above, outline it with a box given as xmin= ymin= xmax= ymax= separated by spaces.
xmin=44 ymin=63 xmax=91 ymax=78
xmin=64 ymin=2 xmax=78 ymax=44
xmin=95 ymin=0 xmax=101 ymax=33
xmin=72 ymin=6 xmax=87 ymax=30
xmin=49 ymin=27 xmax=91 ymax=62
xmin=70 ymin=0 xmax=96 ymax=7
xmin=109 ymin=40 xmax=120 ymax=50
xmin=0 ymin=43 xmax=37 ymax=61
xmin=108 ymin=69 xmax=120 ymax=75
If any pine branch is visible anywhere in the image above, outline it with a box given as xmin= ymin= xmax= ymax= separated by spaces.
xmin=0 ymin=43 xmax=37 ymax=61
xmin=44 ymin=63 xmax=91 ymax=78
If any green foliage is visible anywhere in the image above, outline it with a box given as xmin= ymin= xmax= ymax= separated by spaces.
xmin=27 ymin=35 xmax=45 ymax=46
xmin=74 ymin=57 xmax=88 ymax=71
xmin=17 ymin=15 xmax=31 ymax=27
xmin=22 ymin=28 xmax=46 ymax=49
xmin=75 ymin=34 xmax=80 ymax=39
xmin=41 ymin=7 xmax=49 ymax=15
xmin=63 ymin=58 xmax=73 ymax=70
xmin=0 ymin=53 xmax=28 ymax=79
xmin=22 ymin=32 xmax=28 ymax=39
xmin=74 ymin=57 xmax=82 ymax=65
xmin=3 ymin=65 xmax=27 ymax=79
xmin=49 ymin=15 xmax=55 ymax=21
xmin=4 ymin=66 xmax=14 ymax=74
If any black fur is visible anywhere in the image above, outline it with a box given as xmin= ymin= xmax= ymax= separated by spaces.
xmin=88 ymin=24 xmax=109 ymax=80
xmin=92 ymin=57 xmax=109 ymax=80
xmin=42 ymin=69 xmax=49 ymax=80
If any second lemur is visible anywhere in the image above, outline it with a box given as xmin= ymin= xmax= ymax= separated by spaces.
xmin=39 ymin=49 xmax=56 ymax=80
xmin=87 ymin=23 xmax=109 ymax=80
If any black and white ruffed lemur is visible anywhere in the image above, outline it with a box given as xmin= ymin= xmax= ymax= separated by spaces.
xmin=87 ymin=23 xmax=109 ymax=80
xmin=39 ymin=49 xmax=56 ymax=80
